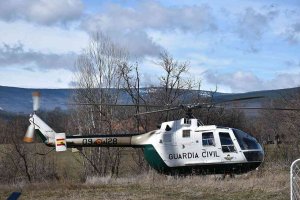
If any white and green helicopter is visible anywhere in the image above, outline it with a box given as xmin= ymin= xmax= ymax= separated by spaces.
xmin=24 ymin=92 xmax=275 ymax=176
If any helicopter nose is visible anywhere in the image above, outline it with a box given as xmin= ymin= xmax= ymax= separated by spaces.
xmin=243 ymin=150 xmax=264 ymax=162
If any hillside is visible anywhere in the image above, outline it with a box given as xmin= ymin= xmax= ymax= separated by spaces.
xmin=0 ymin=86 xmax=72 ymax=113
xmin=0 ymin=85 xmax=299 ymax=114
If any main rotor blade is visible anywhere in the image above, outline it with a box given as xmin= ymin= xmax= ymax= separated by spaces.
xmin=68 ymin=95 xmax=267 ymax=116
xmin=67 ymin=103 xmax=164 ymax=108
xmin=212 ymin=95 xmax=265 ymax=104
xmin=134 ymin=106 xmax=182 ymax=116
xmin=223 ymin=106 xmax=300 ymax=111
xmin=185 ymin=96 xmax=266 ymax=110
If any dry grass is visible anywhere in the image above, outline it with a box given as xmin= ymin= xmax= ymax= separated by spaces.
xmin=0 ymin=168 xmax=289 ymax=200
xmin=0 ymin=146 xmax=291 ymax=199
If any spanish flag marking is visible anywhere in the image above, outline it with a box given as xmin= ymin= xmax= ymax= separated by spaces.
xmin=56 ymin=138 xmax=65 ymax=146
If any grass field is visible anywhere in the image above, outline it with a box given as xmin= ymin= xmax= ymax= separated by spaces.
xmin=0 ymin=145 xmax=291 ymax=199
xmin=0 ymin=168 xmax=289 ymax=200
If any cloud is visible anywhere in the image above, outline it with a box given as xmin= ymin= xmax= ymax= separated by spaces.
xmin=206 ymin=71 xmax=263 ymax=92
xmin=68 ymin=81 xmax=78 ymax=87
xmin=57 ymin=78 xmax=62 ymax=83
xmin=82 ymin=2 xmax=217 ymax=33
xmin=0 ymin=67 xmax=74 ymax=88
xmin=0 ymin=20 xmax=89 ymax=54
xmin=0 ymin=0 xmax=84 ymax=25
xmin=284 ymin=59 xmax=300 ymax=68
xmin=284 ymin=22 xmax=300 ymax=44
xmin=81 ymin=1 xmax=217 ymax=57
xmin=23 ymin=66 xmax=35 ymax=72
xmin=205 ymin=70 xmax=300 ymax=93
xmin=105 ymin=30 xmax=163 ymax=58
xmin=236 ymin=7 xmax=278 ymax=41
xmin=0 ymin=43 xmax=77 ymax=70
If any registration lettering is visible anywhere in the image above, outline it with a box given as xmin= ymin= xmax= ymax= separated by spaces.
xmin=82 ymin=138 xmax=118 ymax=145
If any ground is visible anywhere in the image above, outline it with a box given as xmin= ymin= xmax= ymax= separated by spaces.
xmin=0 ymin=169 xmax=289 ymax=200
xmin=0 ymin=145 xmax=291 ymax=199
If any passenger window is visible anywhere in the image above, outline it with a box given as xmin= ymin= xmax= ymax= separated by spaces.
xmin=219 ymin=132 xmax=236 ymax=153
xmin=182 ymin=130 xmax=190 ymax=138
xmin=202 ymin=132 xmax=215 ymax=146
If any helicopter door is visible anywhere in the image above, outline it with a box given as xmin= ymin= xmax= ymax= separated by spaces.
xmin=218 ymin=132 xmax=237 ymax=162
xmin=201 ymin=132 xmax=222 ymax=163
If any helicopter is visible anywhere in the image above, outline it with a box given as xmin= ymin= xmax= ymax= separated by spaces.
xmin=23 ymin=91 xmax=296 ymax=176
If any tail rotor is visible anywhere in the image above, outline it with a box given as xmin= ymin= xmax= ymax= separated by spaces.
xmin=23 ymin=91 xmax=41 ymax=143
xmin=32 ymin=91 xmax=40 ymax=112
xmin=23 ymin=124 xmax=35 ymax=142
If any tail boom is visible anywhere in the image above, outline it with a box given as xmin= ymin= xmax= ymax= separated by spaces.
xmin=46 ymin=134 xmax=143 ymax=148
xmin=27 ymin=114 xmax=153 ymax=150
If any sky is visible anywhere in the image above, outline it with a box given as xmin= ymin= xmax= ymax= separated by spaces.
xmin=0 ymin=0 xmax=299 ymax=93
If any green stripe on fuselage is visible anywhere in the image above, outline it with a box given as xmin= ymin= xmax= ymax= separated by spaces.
xmin=143 ymin=145 xmax=196 ymax=175
xmin=143 ymin=145 xmax=262 ymax=175
xmin=143 ymin=145 xmax=170 ymax=173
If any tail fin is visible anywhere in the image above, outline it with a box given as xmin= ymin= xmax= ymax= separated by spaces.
xmin=23 ymin=90 xmax=54 ymax=143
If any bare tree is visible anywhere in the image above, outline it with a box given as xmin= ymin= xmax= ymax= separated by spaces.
xmin=119 ymin=62 xmax=153 ymax=173
xmin=72 ymin=33 xmax=129 ymax=178
xmin=141 ymin=51 xmax=193 ymax=123
xmin=152 ymin=51 xmax=191 ymax=105
xmin=0 ymin=116 xmax=57 ymax=183
xmin=120 ymin=63 xmax=150 ymax=132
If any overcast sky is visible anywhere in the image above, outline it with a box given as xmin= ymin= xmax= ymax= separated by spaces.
xmin=0 ymin=0 xmax=299 ymax=93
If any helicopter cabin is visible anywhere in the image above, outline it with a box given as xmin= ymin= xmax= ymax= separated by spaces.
xmin=152 ymin=118 xmax=263 ymax=169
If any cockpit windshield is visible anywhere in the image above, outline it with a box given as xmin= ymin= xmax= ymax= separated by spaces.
xmin=232 ymin=129 xmax=261 ymax=150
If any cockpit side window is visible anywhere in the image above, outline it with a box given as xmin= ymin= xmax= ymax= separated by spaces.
xmin=219 ymin=132 xmax=236 ymax=153
xmin=202 ymin=132 xmax=215 ymax=146
xmin=233 ymin=129 xmax=260 ymax=150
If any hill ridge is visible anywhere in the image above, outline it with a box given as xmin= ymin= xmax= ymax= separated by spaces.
xmin=0 ymin=86 xmax=298 ymax=113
